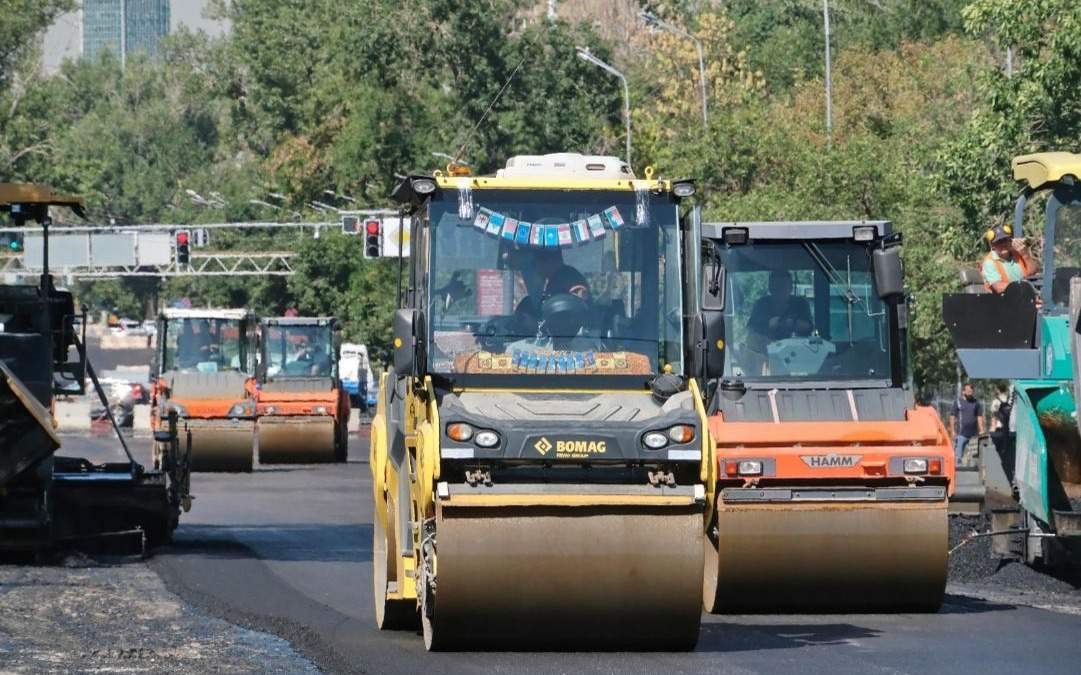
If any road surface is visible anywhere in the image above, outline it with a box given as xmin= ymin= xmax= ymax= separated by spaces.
xmin=59 ymin=431 xmax=1081 ymax=675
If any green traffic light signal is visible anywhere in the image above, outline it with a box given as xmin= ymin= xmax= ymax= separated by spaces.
xmin=8 ymin=239 xmax=20 ymax=252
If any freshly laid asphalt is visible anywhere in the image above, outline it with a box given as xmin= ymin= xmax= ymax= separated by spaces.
xmin=59 ymin=431 xmax=1081 ymax=675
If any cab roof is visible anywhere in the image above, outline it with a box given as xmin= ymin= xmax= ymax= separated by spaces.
xmin=260 ymin=316 xmax=336 ymax=327
xmin=160 ymin=308 xmax=255 ymax=320
xmin=0 ymin=182 xmax=86 ymax=221
xmin=701 ymin=220 xmax=891 ymax=241
xmin=434 ymin=153 xmax=670 ymax=192
xmin=1012 ymin=152 xmax=1081 ymax=190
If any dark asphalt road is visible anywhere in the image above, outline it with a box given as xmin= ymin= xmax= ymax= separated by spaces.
xmin=58 ymin=432 xmax=1081 ymax=675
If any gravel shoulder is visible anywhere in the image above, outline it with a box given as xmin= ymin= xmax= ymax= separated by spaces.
xmin=0 ymin=553 xmax=320 ymax=674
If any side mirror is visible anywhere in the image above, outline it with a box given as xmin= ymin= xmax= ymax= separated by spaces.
xmin=393 ymin=309 xmax=417 ymax=376
xmin=702 ymin=310 xmax=725 ymax=379
xmin=873 ymin=245 xmax=904 ymax=300
xmin=702 ymin=261 xmax=725 ymax=311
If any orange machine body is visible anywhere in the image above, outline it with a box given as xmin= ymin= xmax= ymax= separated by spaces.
xmin=255 ymin=385 xmax=349 ymax=422
xmin=709 ymin=406 xmax=955 ymax=492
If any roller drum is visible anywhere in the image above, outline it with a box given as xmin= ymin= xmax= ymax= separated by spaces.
xmin=423 ymin=504 xmax=703 ymax=650
xmin=257 ymin=416 xmax=337 ymax=464
xmin=183 ymin=419 xmax=255 ymax=472
xmin=704 ymin=502 xmax=947 ymax=613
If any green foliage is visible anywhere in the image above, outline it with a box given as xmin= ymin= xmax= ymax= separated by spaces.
xmin=940 ymin=0 xmax=1081 ymax=248
xmin=0 ymin=0 xmax=73 ymax=91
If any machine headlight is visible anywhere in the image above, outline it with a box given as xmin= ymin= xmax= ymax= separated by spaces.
xmin=738 ymin=460 xmax=763 ymax=476
xmin=853 ymin=225 xmax=877 ymax=242
xmin=228 ymin=401 xmax=253 ymax=417
xmin=265 ymin=406 xmax=276 ymax=415
xmin=672 ymin=180 xmax=696 ymax=198
xmin=474 ymin=430 xmax=500 ymax=448
xmin=643 ymin=431 xmax=668 ymax=449
xmin=667 ymin=425 xmax=695 ymax=444
xmin=903 ymin=458 xmax=929 ymax=474
xmin=412 ymin=177 xmax=437 ymax=195
xmin=446 ymin=423 xmax=473 ymax=442
xmin=313 ymin=406 xmax=328 ymax=415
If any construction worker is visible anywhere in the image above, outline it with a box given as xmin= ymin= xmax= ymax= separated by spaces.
xmin=949 ymin=382 xmax=985 ymax=466
xmin=981 ymin=224 xmax=1037 ymax=294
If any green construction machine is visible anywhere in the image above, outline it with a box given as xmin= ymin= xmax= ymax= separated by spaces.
xmin=943 ymin=152 xmax=1081 ymax=565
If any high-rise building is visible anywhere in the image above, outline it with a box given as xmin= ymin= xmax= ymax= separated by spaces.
xmin=82 ymin=0 xmax=170 ymax=63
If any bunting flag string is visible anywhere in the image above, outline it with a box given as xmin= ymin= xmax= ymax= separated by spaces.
xmin=468 ymin=205 xmax=627 ymax=248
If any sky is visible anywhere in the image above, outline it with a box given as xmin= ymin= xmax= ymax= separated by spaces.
xmin=41 ymin=1 xmax=231 ymax=74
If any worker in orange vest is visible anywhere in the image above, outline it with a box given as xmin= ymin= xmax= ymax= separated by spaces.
xmin=980 ymin=224 xmax=1037 ymax=294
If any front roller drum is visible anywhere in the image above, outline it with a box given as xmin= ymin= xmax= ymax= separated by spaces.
xmin=183 ymin=419 xmax=255 ymax=473
xmin=257 ymin=416 xmax=337 ymax=464
xmin=422 ymin=504 xmax=703 ymax=651
xmin=704 ymin=502 xmax=947 ymax=613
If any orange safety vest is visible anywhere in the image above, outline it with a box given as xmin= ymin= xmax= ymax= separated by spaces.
xmin=983 ymin=252 xmax=1030 ymax=291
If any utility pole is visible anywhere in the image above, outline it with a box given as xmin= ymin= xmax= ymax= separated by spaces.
xmin=823 ymin=0 xmax=833 ymax=149
xmin=639 ymin=10 xmax=709 ymax=126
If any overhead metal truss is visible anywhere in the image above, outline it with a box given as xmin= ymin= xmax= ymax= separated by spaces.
xmin=0 ymin=252 xmax=296 ymax=277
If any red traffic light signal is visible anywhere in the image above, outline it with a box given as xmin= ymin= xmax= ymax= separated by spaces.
xmin=364 ymin=220 xmax=381 ymax=258
xmin=176 ymin=229 xmax=191 ymax=265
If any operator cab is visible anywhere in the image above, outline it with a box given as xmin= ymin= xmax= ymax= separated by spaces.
xmin=700 ymin=221 xmax=909 ymax=421
xmin=943 ymin=152 xmax=1081 ymax=379
xmin=400 ymin=154 xmax=687 ymax=389
xmin=259 ymin=317 xmax=339 ymax=380
xmin=157 ymin=309 xmax=256 ymax=376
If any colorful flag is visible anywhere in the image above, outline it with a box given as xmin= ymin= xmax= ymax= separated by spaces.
xmin=587 ymin=214 xmax=606 ymax=238
xmin=603 ymin=206 xmax=625 ymax=229
xmin=530 ymin=223 xmax=545 ymax=247
xmin=473 ymin=208 xmax=491 ymax=231
xmin=557 ymin=224 xmax=573 ymax=247
xmin=501 ymin=216 xmax=518 ymax=240
xmin=544 ymin=225 xmax=559 ymax=247
xmin=515 ymin=221 xmax=532 ymax=245
xmin=571 ymin=219 xmax=590 ymax=243
xmin=486 ymin=212 xmax=504 ymax=236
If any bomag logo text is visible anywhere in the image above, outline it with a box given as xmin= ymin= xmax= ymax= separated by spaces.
xmin=556 ymin=440 xmax=607 ymax=455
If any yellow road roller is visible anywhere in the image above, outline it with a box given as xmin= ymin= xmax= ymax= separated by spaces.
xmin=371 ymin=153 xmax=717 ymax=650
xmin=151 ymin=308 xmax=258 ymax=472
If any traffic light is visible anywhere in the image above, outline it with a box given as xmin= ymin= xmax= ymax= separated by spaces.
xmin=2 ymin=233 xmax=21 ymax=252
xmin=175 ymin=229 xmax=191 ymax=265
xmin=363 ymin=219 xmax=381 ymax=258
xmin=340 ymin=213 xmax=360 ymax=235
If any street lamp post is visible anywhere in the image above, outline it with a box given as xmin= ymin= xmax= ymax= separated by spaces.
xmin=638 ymin=10 xmax=708 ymax=126
xmin=576 ymin=47 xmax=632 ymax=167
xmin=823 ymin=0 xmax=833 ymax=149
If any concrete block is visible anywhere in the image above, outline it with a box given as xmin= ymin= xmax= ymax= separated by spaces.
xmin=55 ymin=400 xmax=91 ymax=431
xmin=133 ymin=404 xmax=151 ymax=432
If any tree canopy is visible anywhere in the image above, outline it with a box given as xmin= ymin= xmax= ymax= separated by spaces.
xmin=3 ymin=0 xmax=1076 ymax=382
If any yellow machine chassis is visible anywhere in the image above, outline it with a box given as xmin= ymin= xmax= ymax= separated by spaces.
xmin=370 ymin=372 xmax=716 ymax=648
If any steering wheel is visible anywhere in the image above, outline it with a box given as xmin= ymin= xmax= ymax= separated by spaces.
xmin=540 ymin=293 xmax=588 ymax=338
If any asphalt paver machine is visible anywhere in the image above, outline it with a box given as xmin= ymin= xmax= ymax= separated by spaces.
xmin=255 ymin=316 xmax=349 ymax=463
xmin=697 ymin=220 xmax=956 ymax=611
xmin=151 ymin=308 xmax=258 ymax=472
xmin=943 ymin=151 xmax=1081 ymax=565
xmin=0 ymin=183 xmax=189 ymax=551
xmin=370 ymin=153 xmax=715 ymax=649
